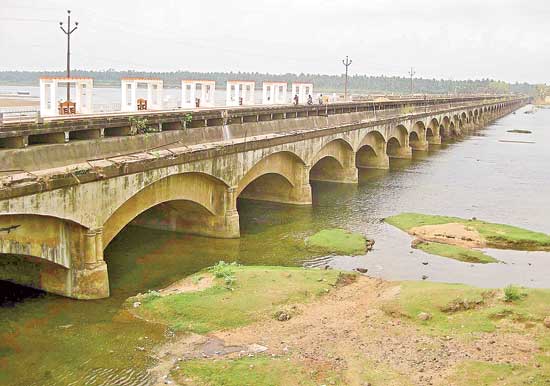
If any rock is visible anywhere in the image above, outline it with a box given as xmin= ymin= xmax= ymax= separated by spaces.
xmin=418 ymin=312 xmax=432 ymax=321
xmin=356 ymin=267 xmax=369 ymax=273
xmin=274 ymin=310 xmax=291 ymax=321
xmin=248 ymin=344 xmax=268 ymax=353
xmin=133 ymin=301 xmax=142 ymax=308
xmin=422 ymin=275 xmax=429 ymax=280
xmin=543 ymin=316 xmax=550 ymax=328
xmin=411 ymin=239 xmax=423 ymax=248
xmin=422 ymin=262 xmax=429 ymax=265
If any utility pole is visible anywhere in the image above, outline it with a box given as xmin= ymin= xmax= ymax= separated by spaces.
xmin=59 ymin=10 xmax=78 ymax=102
xmin=342 ymin=56 xmax=352 ymax=101
xmin=408 ymin=67 xmax=416 ymax=95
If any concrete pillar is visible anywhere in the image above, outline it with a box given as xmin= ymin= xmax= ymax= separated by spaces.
xmin=70 ymin=227 xmax=109 ymax=299
xmin=388 ymin=146 xmax=413 ymax=159
xmin=131 ymin=83 xmax=137 ymax=111
xmin=427 ymin=135 xmax=442 ymax=145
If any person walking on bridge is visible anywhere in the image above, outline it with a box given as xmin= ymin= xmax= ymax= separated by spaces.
xmin=294 ymin=94 xmax=299 ymax=105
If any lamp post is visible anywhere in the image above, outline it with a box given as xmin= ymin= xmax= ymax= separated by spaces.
xmin=59 ymin=10 xmax=78 ymax=102
xmin=342 ymin=56 xmax=352 ymax=101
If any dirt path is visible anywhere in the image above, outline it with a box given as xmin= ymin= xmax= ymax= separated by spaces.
xmin=150 ymin=276 xmax=538 ymax=386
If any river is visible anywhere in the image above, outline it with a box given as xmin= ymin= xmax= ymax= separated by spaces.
xmin=1 ymin=104 xmax=549 ymax=385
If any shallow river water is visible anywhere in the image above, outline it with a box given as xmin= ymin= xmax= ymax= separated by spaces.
xmin=1 ymin=104 xmax=549 ymax=385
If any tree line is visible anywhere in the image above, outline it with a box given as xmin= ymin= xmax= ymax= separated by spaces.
xmin=0 ymin=70 xmax=535 ymax=95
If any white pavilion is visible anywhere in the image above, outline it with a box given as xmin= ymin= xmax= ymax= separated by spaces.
xmin=226 ymin=80 xmax=255 ymax=106
xmin=290 ymin=82 xmax=314 ymax=104
xmin=39 ymin=77 xmax=93 ymax=117
xmin=121 ymin=78 xmax=163 ymax=112
xmin=262 ymin=82 xmax=287 ymax=105
xmin=181 ymin=80 xmax=215 ymax=108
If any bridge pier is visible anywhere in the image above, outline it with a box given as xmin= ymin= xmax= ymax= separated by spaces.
xmin=427 ymin=135 xmax=442 ymax=145
xmin=387 ymin=145 xmax=413 ymax=159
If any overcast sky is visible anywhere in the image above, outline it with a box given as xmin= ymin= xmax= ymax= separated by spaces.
xmin=1 ymin=0 xmax=549 ymax=83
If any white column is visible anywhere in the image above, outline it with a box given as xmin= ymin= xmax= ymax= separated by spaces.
xmin=157 ymin=82 xmax=163 ymax=109
xmin=121 ymin=81 xmax=127 ymax=111
xmin=271 ymin=85 xmax=276 ymax=104
xmin=235 ymin=84 xmax=240 ymax=106
xmin=262 ymin=84 xmax=267 ymax=104
xmin=131 ymin=83 xmax=137 ymax=111
xmin=40 ymin=81 xmax=46 ymax=115
xmin=51 ymin=81 xmax=57 ymax=115
xmin=190 ymin=83 xmax=196 ymax=106
xmin=86 ymin=81 xmax=93 ymax=113
xmin=147 ymin=83 xmax=153 ymax=106
xmin=226 ymin=83 xmax=231 ymax=106
xmin=75 ymin=82 xmax=82 ymax=113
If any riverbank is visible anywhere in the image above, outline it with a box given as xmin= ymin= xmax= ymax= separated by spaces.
xmin=126 ymin=265 xmax=550 ymax=385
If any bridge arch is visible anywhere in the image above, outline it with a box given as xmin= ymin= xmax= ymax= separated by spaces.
xmin=103 ymin=172 xmax=235 ymax=247
xmin=409 ymin=121 xmax=428 ymax=151
xmin=309 ymin=139 xmax=357 ymax=183
xmin=236 ymin=151 xmax=311 ymax=205
xmin=356 ymin=130 xmax=389 ymax=169
xmin=0 ymin=213 xmax=109 ymax=299
xmin=387 ymin=125 xmax=411 ymax=159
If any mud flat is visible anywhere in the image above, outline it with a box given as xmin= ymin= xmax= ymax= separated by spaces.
xmin=385 ymin=213 xmax=550 ymax=264
xmin=124 ymin=263 xmax=550 ymax=386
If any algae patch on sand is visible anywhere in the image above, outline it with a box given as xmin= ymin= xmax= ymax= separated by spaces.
xmin=305 ymin=228 xmax=367 ymax=255
xmin=415 ymin=241 xmax=498 ymax=264
xmin=386 ymin=213 xmax=550 ymax=251
xmin=128 ymin=265 xmax=344 ymax=333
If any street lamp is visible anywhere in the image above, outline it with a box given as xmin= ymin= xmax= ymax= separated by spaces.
xmin=342 ymin=56 xmax=352 ymax=101
xmin=59 ymin=10 xmax=78 ymax=102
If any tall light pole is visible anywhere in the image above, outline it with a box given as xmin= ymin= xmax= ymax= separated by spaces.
xmin=408 ymin=67 xmax=416 ymax=95
xmin=342 ymin=56 xmax=352 ymax=101
xmin=59 ymin=10 xmax=78 ymax=102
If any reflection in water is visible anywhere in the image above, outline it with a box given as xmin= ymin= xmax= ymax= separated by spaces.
xmin=1 ymin=105 xmax=550 ymax=385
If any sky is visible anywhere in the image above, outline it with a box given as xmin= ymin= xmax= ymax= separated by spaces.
xmin=1 ymin=0 xmax=549 ymax=83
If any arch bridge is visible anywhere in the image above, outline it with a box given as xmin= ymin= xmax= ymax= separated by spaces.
xmin=0 ymin=96 xmax=526 ymax=298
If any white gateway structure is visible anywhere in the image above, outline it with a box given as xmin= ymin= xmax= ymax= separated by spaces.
xmin=121 ymin=78 xmax=163 ymax=112
xmin=226 ymin=80 xmax=255 ymax=106
xmin=262 ymin=82 xmax=287 ymax=105
xmin=291 ymin=82 xmax=314 ymax=104
xmin=39 ymin=77 xmax=93 ymax=117
xmin=181 ymin=80 xmax=215 ymax=108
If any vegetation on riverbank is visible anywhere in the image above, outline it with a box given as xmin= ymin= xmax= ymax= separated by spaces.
xmin=305 ymin=228 xmax=367 ymax=255
xmin=142 ymin=270 xmax=550 ymax=385
xmin=129 ymin=265 xmax=347 ymax=333
xmin=385 ymin=213 xmax=550 ymax=261
xmin=415 ymin=241 xmax=498 ymax=264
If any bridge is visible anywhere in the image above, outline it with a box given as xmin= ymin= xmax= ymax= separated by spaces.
xmin=0 ymin=95 xmax=527 ymax=299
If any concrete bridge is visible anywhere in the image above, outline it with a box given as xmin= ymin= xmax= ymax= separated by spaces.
xmin=0 ymin=96 xmax=527 ymax=299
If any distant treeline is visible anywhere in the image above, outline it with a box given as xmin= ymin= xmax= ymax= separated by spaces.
xmin=0 ymin=70 xmax=535 ymax=95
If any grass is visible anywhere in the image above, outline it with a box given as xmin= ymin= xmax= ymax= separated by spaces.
xmin=415 ymin=241 xmax=498 ymax=264
xmin=130 ymin=265 xmax=344 ymax=333
xmin=379 ymin=281 xmax=550 ymax=336
xmin=305 ymin=228 xmax=366 ymax=255
xmin=504 ymin=285 xmax=526 ymax=302
xmin=445 ymin=360 xmax=550 ymax=386
xmin=385 ymin=212 xmax=550 ymax=250
xmin=172 ymin=356 xmax=343 ymax=386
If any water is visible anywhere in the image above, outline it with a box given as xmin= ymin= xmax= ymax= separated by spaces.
xmin=1 ymin=105 xmax=550 ymax=385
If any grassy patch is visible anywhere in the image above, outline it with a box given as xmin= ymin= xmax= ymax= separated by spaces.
xmin=385 ymin=212 xmax=550 ymax=250
xmin=305 ymin=228 xmax=366 ymax=255
xmin=415 ymin=241 xmax=498 ymax=264
xmin=445 ymin=360 xmax=550 ymax=386
xmin=130 ymin=265 xmax=344 ymax=333
xmin=379 ymin=281 xmax=550 ymax=336
xmin=172 ymin=356 xmax=343 ymax=386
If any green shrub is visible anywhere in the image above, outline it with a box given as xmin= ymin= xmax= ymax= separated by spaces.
xmin=504 ymin=285 xmax=525 ymax=302
xmin=207 ymin=261 xmax=240 ymax=288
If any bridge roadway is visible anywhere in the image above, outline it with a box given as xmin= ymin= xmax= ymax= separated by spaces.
xmin=0 ymin=95 xmax=527 ymax=299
